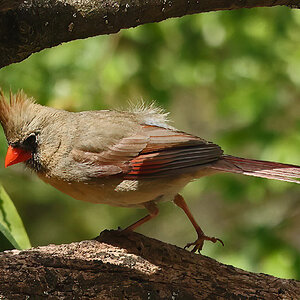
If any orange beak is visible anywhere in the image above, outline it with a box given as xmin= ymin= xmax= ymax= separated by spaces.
xmin=5 ymin=145 xmax=32 ymax=168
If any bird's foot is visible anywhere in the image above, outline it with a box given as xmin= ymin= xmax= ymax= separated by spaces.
xmin=184 ymin=234 xmax=224 ymax=253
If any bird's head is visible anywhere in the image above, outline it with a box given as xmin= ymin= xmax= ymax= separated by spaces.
xmin=0 ymin=91 xmax=62 ymax=171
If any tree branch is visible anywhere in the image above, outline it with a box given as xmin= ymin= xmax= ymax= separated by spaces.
xmin=0 ymin=230 xmax=299 ymax=299
xmin=0 ymin=0 xmax=24 ymax=12
xmin=0 ymin=0 xmax=299 ymax=68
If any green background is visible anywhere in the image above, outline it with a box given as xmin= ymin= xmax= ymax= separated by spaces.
xmin=0 ymin=7 xmax=299 ymax=279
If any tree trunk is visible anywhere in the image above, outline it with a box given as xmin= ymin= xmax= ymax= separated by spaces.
xmin=1 ymin=0 xmax=300 ymax=68
xmin=0 ymin=230 xmax=299 ymax=299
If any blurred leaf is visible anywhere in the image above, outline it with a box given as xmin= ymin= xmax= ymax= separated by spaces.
xmin=0 ymin=184 xmax=31 ymax=250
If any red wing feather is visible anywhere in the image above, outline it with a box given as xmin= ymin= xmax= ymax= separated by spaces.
xmin=126 ymin=143 xmax=222 ymax=178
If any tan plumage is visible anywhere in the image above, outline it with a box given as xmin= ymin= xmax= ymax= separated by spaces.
xmin=0 ymin=91 xmax=299 ymax=251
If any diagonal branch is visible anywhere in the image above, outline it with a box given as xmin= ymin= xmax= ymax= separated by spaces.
xmin=0 ymin=231 xmax=299 ymax=298
xmin=0 ymin=0 xmax=299 ymax=68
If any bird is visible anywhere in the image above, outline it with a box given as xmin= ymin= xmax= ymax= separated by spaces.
xmin=0 ymin=91 xmax=299 ymax=252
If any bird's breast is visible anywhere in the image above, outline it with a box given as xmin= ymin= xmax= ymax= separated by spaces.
xmin=37 ymin=172 xmax=199 ymax=208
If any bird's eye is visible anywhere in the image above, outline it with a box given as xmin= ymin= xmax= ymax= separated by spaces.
xmin=23 ymin=133 xmax=37 ymax=149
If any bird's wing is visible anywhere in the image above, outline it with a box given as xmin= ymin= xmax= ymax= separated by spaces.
xmin=72 ymin=125 xmax=223 ymax=178
xmin=126 ymin=125 xmax=223 ymax=178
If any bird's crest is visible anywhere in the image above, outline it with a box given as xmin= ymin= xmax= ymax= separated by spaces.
xmin=0 ymin=90 xmax=35 ymax=131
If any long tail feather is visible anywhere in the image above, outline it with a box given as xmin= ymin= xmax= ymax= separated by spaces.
xmin=212 ymin=155 xmax=300 ymax=184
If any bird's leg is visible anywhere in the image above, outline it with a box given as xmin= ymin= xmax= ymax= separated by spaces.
xmin=123 ymin=202 xmax=159 ymax=232
xmin=173 ymin=194 xmax=224 ymax=253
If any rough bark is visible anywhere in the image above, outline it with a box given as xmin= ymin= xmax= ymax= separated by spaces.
xmin=0 ymin=230 xmax=299 ymax=299
xmin=0 ymin=0 xmax=24 ymax=12
xmin=1 ymin=0 xmax=300 ymax=69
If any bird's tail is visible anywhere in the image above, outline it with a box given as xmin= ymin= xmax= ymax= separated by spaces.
xmin=211 ymin=155 xmax=300 ymax=184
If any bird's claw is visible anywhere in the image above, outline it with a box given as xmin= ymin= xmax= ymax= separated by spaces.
xmin=184 ymin=235 xmax=224 ymax=253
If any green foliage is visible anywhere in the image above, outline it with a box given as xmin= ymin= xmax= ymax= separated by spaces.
xmin=0 ymin=6 xmax=299 ymax=279
xmin=0 ymin=185 xmax=31 ymax=250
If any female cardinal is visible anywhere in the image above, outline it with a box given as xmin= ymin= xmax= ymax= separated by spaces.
xmin=0 ymin=91 xmax=299 ymax=252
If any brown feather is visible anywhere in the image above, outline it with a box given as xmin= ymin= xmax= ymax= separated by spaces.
xmin=0 ymin=90 xmax=10 ymax=127
xmin=0 ymin=90 xmax=35 ymax=134
xmin=72 ymin=124 xmax=223 ymax=178
xmin=212 ymin=155 xmax=300 ymax=184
